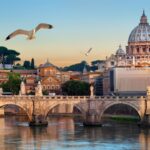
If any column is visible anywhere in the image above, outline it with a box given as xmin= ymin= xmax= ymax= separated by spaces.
xmin=29 ymin=100 xmax=48 ymax=127
xmin=139 ymin=46 xmax=143 ymax=55
xmin=139 ymin=86 xmax=150 ymax=127
xmin=83 ymin=100 xmax=102 ymax=126
xmin=133 ymin=46 xmax=137 ymax=55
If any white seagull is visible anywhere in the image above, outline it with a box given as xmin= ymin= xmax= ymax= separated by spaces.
xmin=85 ymin=48 xmax=92 ymax=56
xmin=5 ymin=23 xmax=53 ymax=40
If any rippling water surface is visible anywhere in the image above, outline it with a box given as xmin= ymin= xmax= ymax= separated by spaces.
xmin=0 ymin=116 xmax=150 ymax=150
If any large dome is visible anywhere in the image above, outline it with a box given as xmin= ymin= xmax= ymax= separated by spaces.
xmin=128 ymin=11 xmax=150 ymax=43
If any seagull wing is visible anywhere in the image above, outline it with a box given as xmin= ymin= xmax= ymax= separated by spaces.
xmin=35 ymin=23 xmax=53 ymax=32
xmin=85 ymin=48 xmax=92 ymax=56
xmin=87 ymin=48 xmax=92 ymax=53
xmin=5 ymin=29 xmax=30 ymax=40
xmin=85 ymin=53 xmax=88 ymax=56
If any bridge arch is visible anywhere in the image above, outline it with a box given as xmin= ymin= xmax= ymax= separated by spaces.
xmin=44 ymin=102 xmax=85 ymax=119
xmin=100 ymin=101 xmax=142 ymax=120
xmin=0 ymin=104 xmax=32 ymax=121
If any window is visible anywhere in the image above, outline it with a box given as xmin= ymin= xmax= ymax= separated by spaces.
xmin=111 ymin=61 xmax=115 ymax=66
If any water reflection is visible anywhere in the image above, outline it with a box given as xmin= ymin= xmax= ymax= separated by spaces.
xmin=0 ymin=116 xmax=149 ymax=149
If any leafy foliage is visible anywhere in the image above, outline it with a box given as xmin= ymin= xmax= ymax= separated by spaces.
xmin=63 ymin=61 xmax=90 ymax=72
xmin=0 ymin=72 xmax=21 ymax=94
xmin=62 ymin=80 xmax=90 ymax=96
xmin=23 ymin=58 xmax=35 ymax=69
xmin=23 ymin=60 xmax=31 ymax=69
xmin=0 ymin=46 xmax=20 ymax=65
xmin=31 ymin=58 xmax=35 ymax=69
xmin=91 ymin=60 xmax=105 ymax=66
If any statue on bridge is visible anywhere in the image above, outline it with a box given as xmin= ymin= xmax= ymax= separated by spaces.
xmin=90 ymin=84 xmax=94 ymax=98
xmin=0 ymin=88 xmax=3 ymax=95
xmin=147 ymin=86 xmax=150 ymax=96
xmin=35 ymin=81 xmax=43 ymax=96
xmin=19 ymin=81 xmax=26 ymax=95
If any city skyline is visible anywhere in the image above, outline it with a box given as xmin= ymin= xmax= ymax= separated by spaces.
xmin=1 ymin=0 xmax=150 ymax=66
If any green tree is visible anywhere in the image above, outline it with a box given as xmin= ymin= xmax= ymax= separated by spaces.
xmin=62 ymin=80 xmax=90 ymax=96
xmin=31 ymin=58 xmax=35 ymax=69
xmin=0 ymin=46 xmax=9 ymax=67
xmin=23 ymin=60 xmax=31 ymax=69
xmin=63 ymin=61 xmax=90 ymax=72
xmin=0 ymin=46 xmax=21 ymax=66
xmin=0 ymin=72 xmax=21 ymax=94
xmin=91 ymin=60 xmax=104 ymax=66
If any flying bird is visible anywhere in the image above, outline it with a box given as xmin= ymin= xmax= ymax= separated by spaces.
xmin=85 ymin=48 xmax=92 ymax=56
xmin=5 ymin=23 xmax=53 ymax=40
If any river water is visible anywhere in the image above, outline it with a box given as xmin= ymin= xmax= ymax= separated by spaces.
xmin=0 ymin=116 xmax=150 ymax=150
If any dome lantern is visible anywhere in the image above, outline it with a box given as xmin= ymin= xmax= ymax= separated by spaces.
xmin=140 ymin=10 xmax=148 ymax=25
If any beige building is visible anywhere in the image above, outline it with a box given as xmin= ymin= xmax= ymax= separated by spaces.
xmin=38 ymin=60 xmax=70 ymax=94
xmin=109 ymin=67 xmax=150 ymax=95
xmin=81 ymin=71 xmax=102 ymax=84
xmin=0 ymin=70 xmax=10 ymax=84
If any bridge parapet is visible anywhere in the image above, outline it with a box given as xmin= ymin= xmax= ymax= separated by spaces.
xmin=92 ymin=96 xmax=145 ymax=101
xmin=0 ymin=95 xmax=146 ymax=101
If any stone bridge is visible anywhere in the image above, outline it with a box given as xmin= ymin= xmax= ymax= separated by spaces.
xmin=0 ymin=95 xmax=150 ymax=127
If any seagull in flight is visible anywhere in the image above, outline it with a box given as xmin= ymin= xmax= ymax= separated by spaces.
xmin=85 ymin=48 xmax=92 ymax=56
xmin=5 ymin=23 xmax=53 ymax=40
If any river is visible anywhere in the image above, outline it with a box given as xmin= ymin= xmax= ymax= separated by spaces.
xmin=0 ymin=116 xmax=149 ymax=150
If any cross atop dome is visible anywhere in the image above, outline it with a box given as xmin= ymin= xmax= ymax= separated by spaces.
xmin=142 ymin=10 xmax=146 ymax=17
xmin=140 ymin=10 xmax=148 ymax=24
xmin=119 ymin=44 xmax=122 ymax=49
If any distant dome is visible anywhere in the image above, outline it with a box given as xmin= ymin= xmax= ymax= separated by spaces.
xmin=116 ymin=45 xmax=125 ymax=55
xmin=39 ymin=59 xmax=55 ymax=68
xmin=128 ymin=11 xmax=150 ymax=43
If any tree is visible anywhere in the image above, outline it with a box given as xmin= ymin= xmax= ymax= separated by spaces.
xmin=0 ymin=46 xmax=9 ymax=67
xmin=63 ymin=60 xmax=90 ymax=72
xmin=6 ymin=50 xmax=20 ymax=65
xmin=0 ymin=46 xmax=21 ymax=66
xmin=62 ymin=80 xmax=90 ymax=96
xmin=31 ymin=58 xmax=35 ymax=69
xmin=0 ymin=72 xmax=21 ymax=94
xmin=91 ymin=60 xmax=105 ymax=66
xmin=23 ymin=60 xmax=31 ymax=69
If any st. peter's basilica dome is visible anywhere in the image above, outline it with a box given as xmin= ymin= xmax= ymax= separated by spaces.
xmin=128 ymin=11 xmax=150 ymax=43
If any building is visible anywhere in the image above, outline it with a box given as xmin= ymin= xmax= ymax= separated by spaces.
xmin=0 ymin=64 xmax=13 ymax=69
xmin=106 ymin=11 xmax=150 ymax=68
xmin=81 ymin=71 xmax=102 ymax=84
xmin=100 ymin=11 xmax=150 ymax=96
xmin=38 ymin=60 xmax=70 ymax=94
xmin=12 ymin=69 xmax=38 ymax=94
xmin=0 ymin=70 xmax=10 ymax=84
xmin=109 ymin=67 xmax=150 ymax=96
xmin=0 ymin=69 xmax=38 ymax=94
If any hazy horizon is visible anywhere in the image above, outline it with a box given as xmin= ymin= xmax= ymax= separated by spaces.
xmin=1 ymin=0 xmax=150 ymax=67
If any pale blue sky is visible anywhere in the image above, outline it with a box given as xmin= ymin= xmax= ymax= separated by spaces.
xmin=0 ymin=0 xmax=150 ymax=66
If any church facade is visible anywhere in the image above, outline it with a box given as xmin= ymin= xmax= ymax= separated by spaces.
xmin=106 ymin=11 xmax=150 ymax=68
xmin=102 ymin=11 xmax=150 ymax=96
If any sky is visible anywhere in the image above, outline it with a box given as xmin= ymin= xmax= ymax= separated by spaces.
xmin=0 ymin=0 xmax=150 ymax=67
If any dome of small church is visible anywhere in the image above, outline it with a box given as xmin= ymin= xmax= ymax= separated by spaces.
xmin=128 ymin=11 xmax=150 ymax=43
xmin=116 ymin=45 xmax=125 ymax=55
xmin=39 ymin=59 xmax=56 ymax=68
